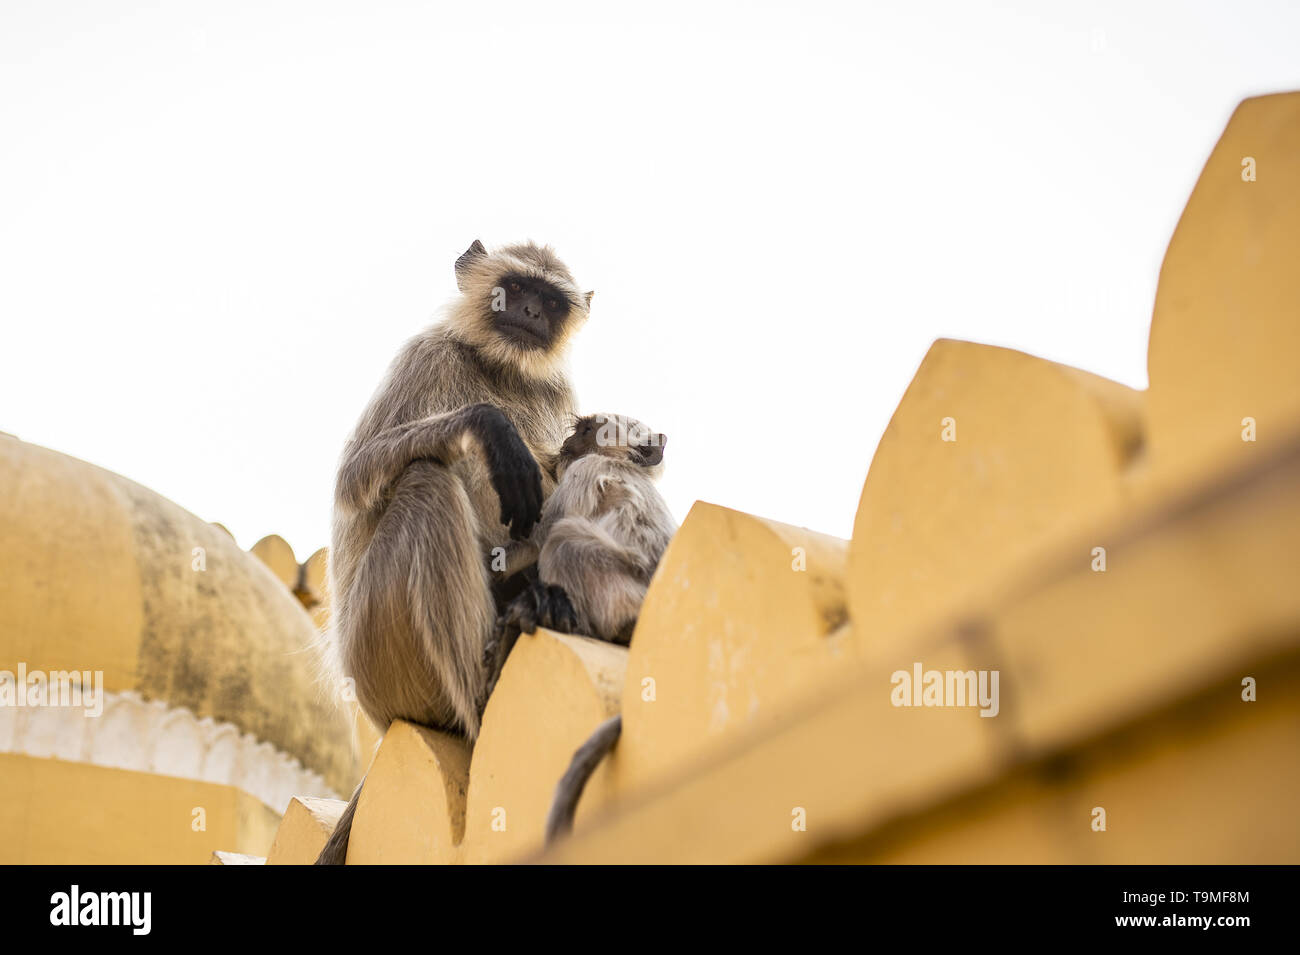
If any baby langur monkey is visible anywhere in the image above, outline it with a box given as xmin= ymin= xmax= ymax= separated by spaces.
xmin=489 ymin=412 xmax=675 ymax=665
xmin=484 ymin=413 xmax=676 ymax=842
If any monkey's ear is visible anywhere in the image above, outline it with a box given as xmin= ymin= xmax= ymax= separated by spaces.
xmin=455 ymin=239 xmax=487 ymax=291
xmin=584 ymin=290 xmax=594 ymax=308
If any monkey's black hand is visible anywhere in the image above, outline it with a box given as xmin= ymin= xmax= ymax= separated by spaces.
xmin=535 ymin=583 xmax=579 ymax=634
xmin=502 ymin=580 xmax=579 ymax=638
xmin=464 ymin=403 xmax=543 ymax=539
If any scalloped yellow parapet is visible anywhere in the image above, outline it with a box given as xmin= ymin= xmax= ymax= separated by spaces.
xmin=612 ymin=501 xmax=851 ymax=797
xmin=210 ymin=851 xmax=264 ymax=864
xmin=266 ymin=796 xmax=346 ymax=865
xmin=338 ymin=629 xmax=624 ymax=864
xmin=299 ymin=546 xmax=331 ymax=625
xmin=249 ymin=534 xmax=299 ymax=590
xmin=461 ymin=630 xmax=626 ymax=863
xmin=347 ymin=721 xmax=469 ymax=864
xmin=1148 ymin=92 xmax=1300 ymax=475
xmin=847 ymin=339 xmax=1143 ymax=655
xmin=540 ymin=423 xmax=1300 ymax=864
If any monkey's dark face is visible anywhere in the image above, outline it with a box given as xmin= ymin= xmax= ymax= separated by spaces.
xmin=490 ymin=274 xmax=573 ymax=350
xmin=450 ymin=241 xmax=593 ymax=374
xmin=559 ymin=414 xmax=666 ymax=471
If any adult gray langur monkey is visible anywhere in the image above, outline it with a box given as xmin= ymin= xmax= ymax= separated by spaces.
xmin=313 ymin=239 xmax=592 ymax=865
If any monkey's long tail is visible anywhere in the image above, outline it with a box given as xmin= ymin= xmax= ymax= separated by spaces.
xmin=314 ymin=777 xmax=364 ymax=865
xmin=544 ymin=714 xmax=622 ymax=845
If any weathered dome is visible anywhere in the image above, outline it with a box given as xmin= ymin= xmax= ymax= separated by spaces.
xmin=0 ymin=434 xmax=357 ymax=801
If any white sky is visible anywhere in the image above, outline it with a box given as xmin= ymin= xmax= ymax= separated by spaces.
xmin=2 ymin=1 xmax=1298 ymax=555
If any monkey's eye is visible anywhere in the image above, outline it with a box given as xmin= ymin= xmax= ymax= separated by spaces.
xmin=545 ymin=298 xmax=560 ymax=311
xmin=508 ymin=281 xmax=522 ymax=293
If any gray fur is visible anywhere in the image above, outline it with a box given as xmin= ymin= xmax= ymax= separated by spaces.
xmin=533 ymin=413 xmax=676 ymax=643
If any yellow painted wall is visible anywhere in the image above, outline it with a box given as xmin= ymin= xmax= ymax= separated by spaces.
xmin=0 ymin=754 xmax=280 ymax=865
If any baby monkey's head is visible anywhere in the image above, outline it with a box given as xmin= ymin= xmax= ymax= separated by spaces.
xmin=557 ymin=413 xmax=666 ymax=478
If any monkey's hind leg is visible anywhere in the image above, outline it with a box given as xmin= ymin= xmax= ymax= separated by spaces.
xmin=314 ymin=778 xmax=363 ymax=865
xmin=479 ymin=617 xmax=517 ymax=712
xmin=539 ymin=517 xmax=647 ymax=643
xmin=349 ymin=460 xmax=496 ymax=739
xmin=544 ymin=714 xmax=622 ymax=844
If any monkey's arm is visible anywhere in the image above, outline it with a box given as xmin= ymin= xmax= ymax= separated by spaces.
xmin=500 ymin=539 xmax=539 ymax=578
xmin=337 ymin=403 xmax=543 ymax=538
